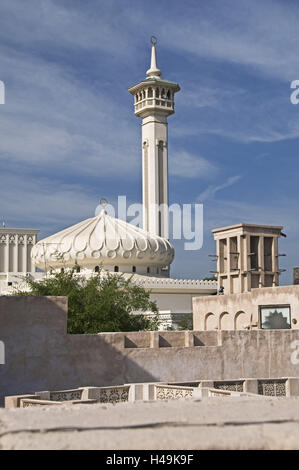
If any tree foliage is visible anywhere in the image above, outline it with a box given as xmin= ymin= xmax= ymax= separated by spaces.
xmin=14 ymin=267 xmax=159 ymax=333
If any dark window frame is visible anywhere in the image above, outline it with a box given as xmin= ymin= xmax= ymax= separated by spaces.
xmin=259 ymin=304 xmax=291 ymax=330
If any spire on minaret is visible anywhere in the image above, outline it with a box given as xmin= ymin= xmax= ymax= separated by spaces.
xmin=146 ymin=36 xmax=161 ymax=78
xmin=128 ymin=37 xmax=180 ymax=250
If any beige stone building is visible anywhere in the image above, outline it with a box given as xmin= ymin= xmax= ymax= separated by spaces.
xmin=192 ymin=222 xmax=298 ymax=331
xmin=193 ymin=284 xmax=299 ymax=331
xmin=213 ymin=223 xmax=284 ymax=295
xmin=0 ymin=227 xmax=39 ymax=293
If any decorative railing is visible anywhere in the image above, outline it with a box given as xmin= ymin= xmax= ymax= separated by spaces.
xmin=20 ymin=399 xmax=64 ymax=407
xmin=88 ymin=385 xmax=130 ymax=404
xmin=258 ymin=379 xmax=286 ymax=396
xmin=50 ymin=389 xmax=83 ymax=402
xmin=155 ymin=384 xmax=194 ymax=401
xmin=6 ymin=377 xmax=294 ymax=408
xmin=213 ymin=381 xmax=244 ymax=392
xmin=134 ymin=98 xmax=174 ymax=111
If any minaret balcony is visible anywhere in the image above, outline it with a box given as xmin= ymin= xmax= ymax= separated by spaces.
xmin=134 ymin=98 xmax=174 ymax=116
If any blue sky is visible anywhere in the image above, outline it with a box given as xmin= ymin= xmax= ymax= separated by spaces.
xmin=0 ymin=0 xmax=299 ymax=283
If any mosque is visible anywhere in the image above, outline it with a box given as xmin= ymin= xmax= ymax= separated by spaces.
xmin=0 ymin=38 xmax=217 ymax=329
xmin=1 ymin=38 xmax=295 ymax=332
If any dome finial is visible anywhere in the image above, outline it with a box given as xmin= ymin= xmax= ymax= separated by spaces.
xmin=146 ymin=36 xmax=161 ymax=78
xmin=99 ymin=197 xmax=108 ymax=214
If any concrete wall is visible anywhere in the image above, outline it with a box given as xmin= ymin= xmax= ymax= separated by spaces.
xmin=193 ymin=285 xmax=299 ymax=330
xmin=1 ymin=296 xmax=299 ymax=404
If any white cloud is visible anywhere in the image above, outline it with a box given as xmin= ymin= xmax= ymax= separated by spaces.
xmin=0 ymin=40 xmax=140 ymax=179
xmin=198 ymin=175 xmax=242 ymax=201
xmin=159 ymin=0 xmax=299 ymax=81
xmin=0 ymin=172 xmax=96 ymax=233
xmin=173 ymin=84 xmax=299 ymax=144
xmin=169 ymin=150 xmax=217 ymax=179
xmin=176 ymin=84 xmax=246 ymax=110
xmin=0 ymin=0 xmax=298 ymax=285
xmin=0 ymin=0 xmax=135 ymax=58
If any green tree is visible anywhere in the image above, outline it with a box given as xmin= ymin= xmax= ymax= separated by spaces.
xmin=14 ymin=267 xmax=159 ymax=333
xmin=202 ymin=275 xmax=217 ymax=281
xmin=177 ymin=315 xmax=193 ymax=330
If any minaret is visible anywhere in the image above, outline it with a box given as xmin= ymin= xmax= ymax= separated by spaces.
xmin=129 ymin=37 xmax=180 ymax=239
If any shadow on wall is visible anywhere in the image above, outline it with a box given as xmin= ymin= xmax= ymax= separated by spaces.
xmin=0 ymin=296 xmax=159 ymax=405
xmin=0 ymin=296 xmax=218 ymax=404
xmin=2 ymin=296 xmax=299 ymax=405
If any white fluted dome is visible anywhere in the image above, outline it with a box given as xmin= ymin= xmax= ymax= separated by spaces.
xmin=31 ymin=209 xmax=174 ymax=272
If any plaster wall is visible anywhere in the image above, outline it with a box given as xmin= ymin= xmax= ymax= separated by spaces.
xmin=193 ymin=285 xmax=299 ymax=331
xmin=1 ymin=296 xmax=299 ymax=404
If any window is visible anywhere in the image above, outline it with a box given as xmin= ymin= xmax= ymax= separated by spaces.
xmin=148 ymin=87 xmax=153 ymax=98
xmin=250 ymin=236 xmax=259 ymax=270
xmin=264 ymin=237 xmax=273 ymax=271
xmin=76 ymin=266 xmax=80 ymax=273
xmin=260 ymin=305 xmax=291 ymax=329
xmin=132 ymin=266 xmax=136 ymax=273
xmin=114 ymin=266 xmax=119 ymax=272
xmin=229 ymin=237 xmax=238 ymax=270
xmin=147 ymin=267 xmax=150 ymax=274
xmin=95 ymin=266 xmax=99 ymax=273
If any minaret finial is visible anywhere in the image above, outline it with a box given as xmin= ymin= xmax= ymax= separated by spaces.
xmin=146 ymin=36 xmax=161 ymax=78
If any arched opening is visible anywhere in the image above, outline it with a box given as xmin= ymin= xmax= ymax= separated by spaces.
xmin=60 ymin=268 xmax=64 ymax=273
xmin=148 ymin=87 xmax=153 ymax=98
xmin=132 ymin=266 xmax=136 ymax=273
xmin=204 ymin=312 xmax=218 ymax=330
xmin=76 ymin=266 xmax=80 ymax=273
xmin=114 ymin=266 xmax=119 ymax=272
xmin=155 ymin=88 xmax=160 ymax=98
xmin=161 ymin=88 xmax=166 ymax=99
xmin=147 ymin=267 xmax=150 ymax=274
xmin=234 ymin=311 xmax=251 ymax=330
xmin=95 ymin=266 xmax=99 ymax=273
xmin=166 ymin=89 xmax=171 ymax=100
xmin=219 ymin=311 xmax=231 ymax=330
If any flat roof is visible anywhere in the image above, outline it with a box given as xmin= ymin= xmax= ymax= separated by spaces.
xmin=0 ymin=228 xmax=39 ymax=233
xmin=212 ymin=223 xmax=283 ymax=234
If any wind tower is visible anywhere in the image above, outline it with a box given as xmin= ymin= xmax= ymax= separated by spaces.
xmin=129 ymin=37 xmax=180 ymax=239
